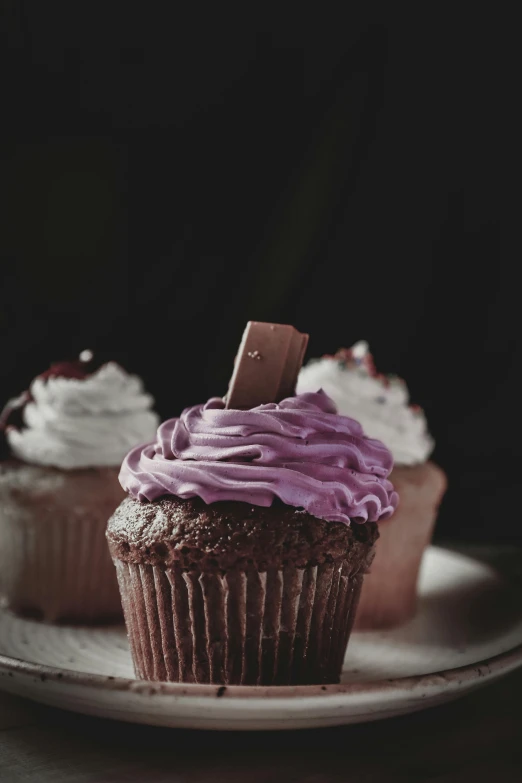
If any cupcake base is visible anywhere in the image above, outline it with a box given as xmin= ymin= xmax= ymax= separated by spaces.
xmin=108 ymin=497 xmax=377 ymax=685
xmin=354 ymin=461 xmax=447 ymax=630
xmin=0 ymin=461 xmax=125 ymax=623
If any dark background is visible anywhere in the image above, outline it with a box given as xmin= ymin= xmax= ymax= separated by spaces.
xmin=0 ymin=6 xmax=516 ymax=542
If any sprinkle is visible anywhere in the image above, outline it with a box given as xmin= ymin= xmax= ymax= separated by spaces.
xmin=351 ymin=340 xmax=369 ymax=359
xmin=247 ymin=350 xmax=262 ymax=360
xmin=79 ymin=349 xmax=93 ymax=363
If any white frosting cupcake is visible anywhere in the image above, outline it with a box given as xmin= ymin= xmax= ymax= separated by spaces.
xmin=297 ymin=341 xmax=433 ymax=466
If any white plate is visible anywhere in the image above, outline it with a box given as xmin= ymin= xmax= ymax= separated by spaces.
xmin=1 ymin=546 xmax=521 ymax=731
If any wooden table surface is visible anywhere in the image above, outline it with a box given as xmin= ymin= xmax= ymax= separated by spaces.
xmin=1 ymin=544 xmax=521 ymax=783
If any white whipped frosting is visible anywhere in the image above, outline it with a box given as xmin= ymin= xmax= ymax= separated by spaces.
xmin=7 ymin=363 xmax=160 ymax=470
xmin=297 ymin=341 xmax=434 ymax=466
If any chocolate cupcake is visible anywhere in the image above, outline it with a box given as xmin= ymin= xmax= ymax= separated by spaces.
xmin=0 ymin=352 xmax=159 ymax=623
xmin=298 ymin=341 xmax=447 ymax=628
xmin=108 ymin=328 xmax=397 ymax=686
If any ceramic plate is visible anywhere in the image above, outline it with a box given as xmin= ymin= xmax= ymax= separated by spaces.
xmin=1 ymin=547 xmax=522 ymax=730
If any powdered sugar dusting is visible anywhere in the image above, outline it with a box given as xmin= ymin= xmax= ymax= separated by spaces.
xmin=108 ymin=497 xmax=174 ymax=546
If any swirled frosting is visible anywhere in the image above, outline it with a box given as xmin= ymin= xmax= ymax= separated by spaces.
xmin=297 ymin=342 xmax=434 ymax=465
xmin=6 ymin=360 xmax=159 ymax=470
xmin=120 ymin=391 xmax=398 ymax=525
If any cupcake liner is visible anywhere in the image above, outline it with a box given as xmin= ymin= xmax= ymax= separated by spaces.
xmin=1 ymin=511 xmax=122 ymax=623
xmin=0 ymin=463 xmax=124 ymax=623
xmin=113 ymin=558 xmax=364 ymax=685
xmin=354 ymin=461 xmax=447 ymax=629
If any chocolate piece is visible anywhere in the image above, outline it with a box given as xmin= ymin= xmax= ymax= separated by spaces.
xmin=225 ymin=321 xmax=309 ymax=409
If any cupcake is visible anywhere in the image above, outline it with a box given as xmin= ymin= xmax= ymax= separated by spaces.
xmin=297 ymin=341 xmax=447 ymax=628
xmin=0 ymin=352 xmax=159 ymax=623
xmin=107 ymin=386 xmax=397 ymax=685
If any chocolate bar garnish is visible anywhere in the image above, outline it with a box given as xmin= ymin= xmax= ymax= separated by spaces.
xmin=225 ymin=321 xmax=309 ymax=409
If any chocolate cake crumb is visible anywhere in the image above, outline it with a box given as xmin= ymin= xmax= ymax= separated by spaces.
xmin=107 ymin=495 xmax=378 ymax=573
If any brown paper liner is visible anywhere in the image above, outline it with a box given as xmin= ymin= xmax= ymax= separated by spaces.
xmin=0 ymin=463 xmax=123 ymax=623
xmin=113 ymin=558 xmax=365 ymax=685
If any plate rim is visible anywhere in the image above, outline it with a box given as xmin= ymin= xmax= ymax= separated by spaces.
xmin=1 ymin=546 xmax=522 ymax=702
xmin=1 ymin=639 xmax=522 ymax=702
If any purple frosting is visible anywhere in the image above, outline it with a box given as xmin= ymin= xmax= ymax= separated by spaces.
xmin=119 ymin=391 xmax=398 ymax=525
